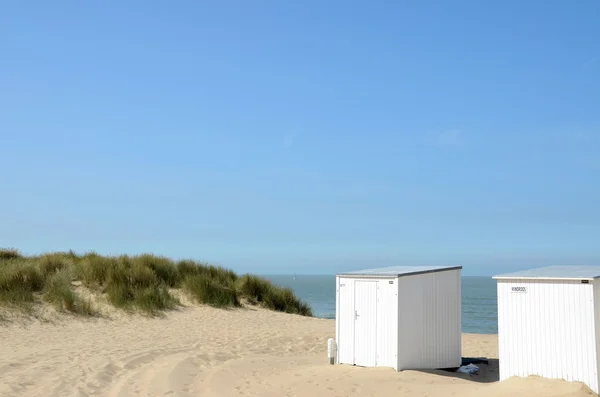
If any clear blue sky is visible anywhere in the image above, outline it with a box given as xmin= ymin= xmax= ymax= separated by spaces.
xmin=1 ymin=1 xmax=599 ymax=276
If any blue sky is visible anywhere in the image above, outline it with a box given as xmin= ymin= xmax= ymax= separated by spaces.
xmin=1 ymin=1 xmax=599 ymax=276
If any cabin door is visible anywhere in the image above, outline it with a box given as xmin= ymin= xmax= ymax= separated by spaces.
xmin=354 ymin=280 xmax=378 ymax=366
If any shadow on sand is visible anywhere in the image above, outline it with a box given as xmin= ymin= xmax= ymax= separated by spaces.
xmin=417 ymin=358 xmax=499 ymax=383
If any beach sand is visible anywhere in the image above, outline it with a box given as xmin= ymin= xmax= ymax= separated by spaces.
xmin=0 ymin=304 xmax=594 ymax=397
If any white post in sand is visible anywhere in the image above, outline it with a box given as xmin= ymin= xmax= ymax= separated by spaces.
xmin=327 ymin=338 xmax=335 ymax=365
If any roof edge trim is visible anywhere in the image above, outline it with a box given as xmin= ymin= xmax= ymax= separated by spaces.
xmin=337 ymin=266 xmax=462 ymax=278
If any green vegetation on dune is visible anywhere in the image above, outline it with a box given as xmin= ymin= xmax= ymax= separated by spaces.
xmin=183 ymin=274 xmax=240 ymax=308
xmin=235 ymin=274 xmax=312 ymax=315
xmin=0 ymin=248 xmax=313 ymax=317
xmin=43 ymin=269 xmax=96 ymax=316
xmin=0 ymin=258 xmax=44 ymax=308
xmin=0 ymin=248 xmax=22 ymax=261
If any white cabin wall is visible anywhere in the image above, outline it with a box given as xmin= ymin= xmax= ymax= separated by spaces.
xmin=397 ymin=269 xmax=462 ymax=370
xmin=397 ymin=274 xmax=424 ymax=369
xmin=594 ymin=280 xmax=600 ymax=393
xmin=336 ymin=276 xmax=398 ymax=369
xmin=497 ymin=279 xmax=598 ymax=394
xmin=431 ymin=269 xmax=462 ymax=368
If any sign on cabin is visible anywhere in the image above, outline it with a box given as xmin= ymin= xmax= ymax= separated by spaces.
xmin=511 ymin=286 xmax=527 ymax=293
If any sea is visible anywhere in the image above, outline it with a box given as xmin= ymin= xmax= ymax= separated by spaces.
xmin=265 ymin=275 xmax=498 ymax=334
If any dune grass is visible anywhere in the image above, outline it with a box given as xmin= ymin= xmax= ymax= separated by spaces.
xmin=0 ymin=258 xmax=44 ymax=308
xmin=183 ymin=274 xmax=240 ymax=308
xmin=43 ymin=270 xmax=96 ymax=316
xmin=235 ymin=274 xmax=312 ymax=316
xmin=0 ymin=248 xmax=313 ymax=317
xmin=0 ymin=248 xmax=22 ymax=261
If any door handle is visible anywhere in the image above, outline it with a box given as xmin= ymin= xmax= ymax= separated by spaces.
xmin=355 ymin=310 xmax=359 ymax=320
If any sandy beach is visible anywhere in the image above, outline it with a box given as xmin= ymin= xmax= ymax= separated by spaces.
xmin=0 ymin=305 xmax=593 ymax=397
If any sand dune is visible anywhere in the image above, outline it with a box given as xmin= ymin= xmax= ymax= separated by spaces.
xmin=0 ymin=305 xmax=594 ymax=397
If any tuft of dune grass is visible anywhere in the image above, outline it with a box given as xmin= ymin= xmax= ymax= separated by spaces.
xmin=263 ymin=286 xmax=313 ymax=316
xmin=0 ymin=259 xmax=44 ymax=307
xmin=0 ymin=248 xmax=22 ymax=261
xmin=177 ymin=260 xmax=237 ymax=287
xmin=43 ymin=270 xmax=96 ymax=316
xmin=235 ymin=274 xmax=272 ymax=304
xmin=132 ymin=285 xmax=179 ymax=314
xmin=104 ymin=259 xmax=179 ymax=314
xmin=75 ymin=254 xmax=119 ymax=288
xmin=235 ymin=274 xmax=313 ymax=316
xmin=38 ymin=254 xmax=73 ymax=278
xmin=133 ymin=254 xmax=180 ymax=287
xmin=0 ymin=248 xmax=313 ymax=318
xmin=182 ymin=274 xmax=240 ymax=308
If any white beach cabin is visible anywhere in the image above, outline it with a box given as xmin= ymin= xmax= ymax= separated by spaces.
xmin=335 ymin=265 xmax=462 ymax=371
xmin=494 ymin=266 xmax=600 ymax=394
